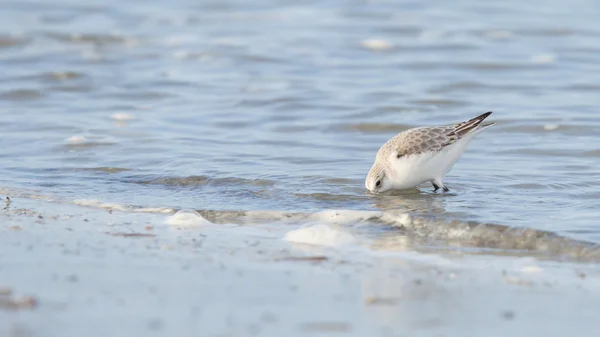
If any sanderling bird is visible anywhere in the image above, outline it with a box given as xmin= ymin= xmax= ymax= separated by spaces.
xmin=365 ymin=111 xmax=495 ymax=193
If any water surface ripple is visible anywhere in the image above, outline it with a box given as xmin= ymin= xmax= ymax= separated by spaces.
xmin=2 ymin=0 xmax=600 ymax=256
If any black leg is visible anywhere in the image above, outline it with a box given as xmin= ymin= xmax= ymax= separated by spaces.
xmin=431 ymin=181 xmax=439 ymax=192
xmin=443 ymin=186 xmax=449 ymax=192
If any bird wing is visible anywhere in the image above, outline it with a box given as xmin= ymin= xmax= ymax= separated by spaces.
xmin=394 ymin=111 xmax=493 ymax=158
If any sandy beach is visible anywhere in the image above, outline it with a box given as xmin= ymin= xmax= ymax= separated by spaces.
xmin=1 ymin=196 xmax=598 ymax=337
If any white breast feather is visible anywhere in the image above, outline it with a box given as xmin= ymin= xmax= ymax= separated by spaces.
xmin=388 ymin=132 xmax=478 ymax=189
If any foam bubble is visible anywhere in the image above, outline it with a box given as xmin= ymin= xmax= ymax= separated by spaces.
xmin=361 ymin=38 xmax=392 ymax=51
xmin=531 ymin=54 xmax=556 ymax=64
xmin=72 ymin=199 xmax=174 ymax=214
xmin=544 ymin=124 xmax=559 ymax=131
xmin=521 ymin=265 xmax=543 ymax=274
xmin=165 ymin=209 xmax=210 ymax=227
xmin=381 ymin=212 xmax=413 ymax=227
xmin=111 ymin=113 xmax=135 ymax=121
xmin=66 ymin=135 xmax=86 ymax=143
xmin=312 ymin=209 xmax=376 ymax=225
xmin=173 ymin=50 xmax=189 ymax=59
xmin=284 ymin=224 xmax=357 ymax=247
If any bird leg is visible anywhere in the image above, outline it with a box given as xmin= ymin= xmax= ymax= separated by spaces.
xmin=432 ymin=180 xmax=450 ymax=192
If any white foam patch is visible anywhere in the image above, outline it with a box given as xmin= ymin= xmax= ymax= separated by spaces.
xmin=311 ymin=209 xmax=381 ymax=225
xmin=521 ymin=265 xmax=544 ymax=274
xmin=361 ymin=38 xmax=392 ymax=51
xmin=284 ymin=224 xmax=357 ymax=247
xmin=531 ymin=54 xmax=556 ymax=64
xmin=0 ymin=187 xmax=57 ymax=203
xmin=111 ymin=113 xmax=135 ymax=121
xmin=165 ymin=209 xmax=211 ymax=227
xmin=173 ymin=50 xmax=189 ymax=59
xmin=381 ymin=212 xmax=413 ymax=227
xmin=72 ymin=199 xmax=175 ymax=214
xmin=66 ymin=135 xmax=86 ymax=143
xmin=544 ymin=124 xmax=559 ymax=131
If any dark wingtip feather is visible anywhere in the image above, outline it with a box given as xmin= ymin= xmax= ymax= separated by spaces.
xmin=454 ymin=111 xmax=494 ymax=136
xmin=471 ymin=111 xmax=493 ymax=122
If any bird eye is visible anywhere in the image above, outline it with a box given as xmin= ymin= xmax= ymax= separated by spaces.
xmin=375 ymin=180 xmax=381 ymax=187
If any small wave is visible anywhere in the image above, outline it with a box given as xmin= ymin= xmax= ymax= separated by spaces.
xmin=3 ymin=189 xmax=599 ymax=262
xmin=45 ymin=32 xmax=139 ymax=47
xmin=194 ymin=209 xmax=600 ymax=262
xmin=0 ymin=89 xmax=44 ymax=101
xmin=76 ymin=167 xmax=132 ymax=174
xmin=482 ymin=29 xmax=514 ymax=40
xmin=499 ymin=123 xmax=595 ymax=135
xmin=333 ymin=123 xmax=413 ymax=133
xmin=409 ymin=98 xmax=469 ymax=108
xmin=458 ymin=62 xmax=528 ymax=71
xmin=62 ymin=134 xmax=118 ymax=149
xmin=583 ymin=150 xmax=600 ymax=157
xmin=0 ymin=34 xmax=28 ymax=48
xmin=39 ymin=71 xmax=85 ymax=82
xmin=72 ymin=199 xmax=175 ymax=214
xmin=518 ymin=28 xmax=576 ymax=37
xmin=133 ymin=175 xmax=276 ymax=187
xmin=428 ymin=81 xmax=488 ymax=94
xmin=63 ymin=140 xmax=117 ymax=149
xmin=293 ymin=193 xmax=365 ymax=202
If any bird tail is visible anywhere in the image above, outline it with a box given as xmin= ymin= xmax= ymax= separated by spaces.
xmin=454 ymin=111 xmax=495 ymax=136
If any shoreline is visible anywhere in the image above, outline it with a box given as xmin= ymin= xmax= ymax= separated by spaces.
xmin=1 ymin=196 xmax=599 ymax=336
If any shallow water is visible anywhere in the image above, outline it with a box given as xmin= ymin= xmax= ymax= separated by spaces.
xmin=1 ymin=0 xmax=600 ymax=333
xmin=3 ymin=0 xmax=600 ymax=249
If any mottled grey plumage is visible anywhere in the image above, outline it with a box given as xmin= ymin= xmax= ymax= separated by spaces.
xmin=365 ymin=112 xmax=495 ymax=193
xmin=378 ymin=112 xmax=493 ymax=159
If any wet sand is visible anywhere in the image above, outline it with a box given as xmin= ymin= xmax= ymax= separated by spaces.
xmin=1 ymin=197 xmax=598 ymax=337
